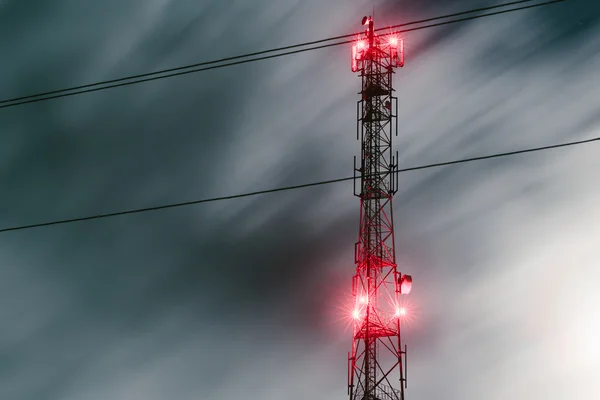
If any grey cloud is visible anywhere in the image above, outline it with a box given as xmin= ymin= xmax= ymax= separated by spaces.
xmin=1 ymin=0 xmax=599 ymax=399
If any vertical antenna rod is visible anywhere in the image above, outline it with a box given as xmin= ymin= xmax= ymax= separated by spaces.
xmin=348 ymin=15 xmax=412 ymax=400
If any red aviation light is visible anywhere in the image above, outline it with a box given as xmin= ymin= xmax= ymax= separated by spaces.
xmin=351 ymin=40 xmax=368 ymax=72
xmin=388 ymin=36 xmax=404 ymax=68
xmin=352 ymin=308 xmax=361 ymax=320
xmin=395 ymin=307 xmax=407 ymax=317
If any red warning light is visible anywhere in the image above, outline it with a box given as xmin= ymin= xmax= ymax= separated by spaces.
xmin=395 ymin=307 xmax=407 ymax=317
xmin=352 ymin=309 xmax=361 ymax=320
xmin=388 ymin=37 xmax=398 ymax=46
xmin=351 ymin=40 xmax=368 ymax=72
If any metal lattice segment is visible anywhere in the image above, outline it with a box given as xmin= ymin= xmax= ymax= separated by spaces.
xmin=354 ymin=384 xmax=402 ymax=400
xmin=348 ymin=16 xmax=407 ymax=400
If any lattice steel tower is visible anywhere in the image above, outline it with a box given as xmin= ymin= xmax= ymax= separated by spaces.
xmin=348 ymin=16 xmax=413 ymax=400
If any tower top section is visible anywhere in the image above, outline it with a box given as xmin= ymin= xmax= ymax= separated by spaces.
xmin=351 ymin=16 xmax=404 ymax=72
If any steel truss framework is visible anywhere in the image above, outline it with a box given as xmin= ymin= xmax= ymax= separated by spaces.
xmin=348 ymin=16 xmax=407 ymax=400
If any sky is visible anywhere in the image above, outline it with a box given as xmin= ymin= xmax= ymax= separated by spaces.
xmin=0 ymin=0 xmax=599 ymax=399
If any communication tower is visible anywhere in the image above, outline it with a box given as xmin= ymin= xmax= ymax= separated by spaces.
xmin=348 ymin=15 xmax=413 ymax=400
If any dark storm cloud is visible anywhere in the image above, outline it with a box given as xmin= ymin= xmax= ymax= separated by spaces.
xmin=2 ymin=0 xmax=599 ymax=399
xmin=0 ymin=1 xmax=372 ymax=398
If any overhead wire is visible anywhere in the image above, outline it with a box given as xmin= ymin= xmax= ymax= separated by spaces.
xmin=1 ymin=135 xmax=597 ymax=234
xmin=0 ymin=0 xmax=576 ymax=234
xmin=0 ymin=0 xmax=566 ymax=110
xmin=0 ymin=0 xmax=540 ymax=106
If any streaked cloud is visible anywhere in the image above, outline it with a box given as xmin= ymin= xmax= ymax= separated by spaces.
xmin=0 ymin=0 xmax=598 ymax=399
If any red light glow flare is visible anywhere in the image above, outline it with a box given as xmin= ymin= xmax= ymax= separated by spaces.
xmin=395 ymin=307 xmax=407 ymax=317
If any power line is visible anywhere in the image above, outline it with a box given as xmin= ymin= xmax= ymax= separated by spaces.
xmin=1 ymin=134 xmax=597 ymax=234
xmin=383 ymin=0 xmax=546 ymax=31
xmin=0 ymin=0 xmax=565 ymax=110
xmin=0 ymin=0 xmax=542 ymax=106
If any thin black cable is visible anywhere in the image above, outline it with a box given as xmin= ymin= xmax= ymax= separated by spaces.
xmin=0 ymin=0 xmax=565 ymax=110
xmin=0 ymin=0 xmax=541 ymax=106
xmin=383 ymin=0 xmax=555 ymax=32
xmin=1 ymin=134 xmax=597 ymax=234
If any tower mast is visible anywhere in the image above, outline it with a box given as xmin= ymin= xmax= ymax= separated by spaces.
xmin=348 ymin=16 xmax=412 ymax=400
